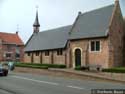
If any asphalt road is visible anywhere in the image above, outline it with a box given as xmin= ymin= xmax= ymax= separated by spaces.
xmin=0 ymin=72 xmax=125 ymax=94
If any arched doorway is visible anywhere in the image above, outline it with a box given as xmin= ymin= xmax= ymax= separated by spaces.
xmin=75 ymin=49 xmax=81 ymax=67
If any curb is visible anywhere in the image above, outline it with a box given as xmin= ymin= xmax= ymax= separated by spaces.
xmin=14 ymin=67 xmax=125 ymax=83
xmin=49 ymin=68 xmax=125 ymax=83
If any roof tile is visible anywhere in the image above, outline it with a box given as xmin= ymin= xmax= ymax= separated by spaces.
xmin=0 ymin=32 xmax=24 ymax=45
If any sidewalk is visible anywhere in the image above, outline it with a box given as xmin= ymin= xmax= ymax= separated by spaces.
xmin=14 ymin=67 xmax=125 ymax=83
xmin=49 ymin=68 xmax=125 ymax=83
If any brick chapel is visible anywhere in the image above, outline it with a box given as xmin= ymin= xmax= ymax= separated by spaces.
xmin=24 ymin=0 xmax=125 ymax=68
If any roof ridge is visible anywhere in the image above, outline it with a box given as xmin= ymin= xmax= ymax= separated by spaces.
xmin=0 ymin=32 xmax=24 ymax=45
xmin=0 ymin=32 xmax=17 ymax=35
xmin=70 ymin=3 xmax=114 ymax=40
xmin=81 ymin=4 xmax=114 ymax=16
xmin=39 ymin=25 xmax=72 ymax=33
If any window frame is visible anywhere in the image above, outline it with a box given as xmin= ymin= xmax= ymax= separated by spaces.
xmin=36 ymin=52 xmax=39 ymax=56
xmin=45 ymin=51 xmax=49 ymax=56
xmin=6 ymin=53 xmax=11 ymax=58
xmin=15 ymin=53 xmax=20 ymax=58
xmin=89 ymin=40 xmax=101 ymax=52
xmin=57 ymin=49 xmax=63 ymax=56
xmin=27 ymin=52 xmax=31 ymax=56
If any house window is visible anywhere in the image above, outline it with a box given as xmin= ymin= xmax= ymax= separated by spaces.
xmin=27 ymin=52 xmax=30 ymax=56
xmin=36 ymin=52 xmax=39 ymax=56
xmin=57 ymin=49 xmax=63 ymax=55
xmin=45 ymin=51 xmax=49 ymax=56
xmin=90 ymin=41 xmax=100 ymax=52
xmin=6 ymin=53 xmax=11 ymax=58
xmin=16 ymin=53 xmax=20 ymax=58
xmin=7 ymin=45 xmax=12 ymax=51
xmin=91 ymin=41 xmax=95 ymax=51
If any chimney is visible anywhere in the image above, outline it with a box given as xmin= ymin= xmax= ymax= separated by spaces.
xmin=16 ymin=24 xmax=19 ymax=34
xmin=16 ymin=31 xmax=18 ymax=34
xmin=78 ymin=11 xmax=82 ymax=15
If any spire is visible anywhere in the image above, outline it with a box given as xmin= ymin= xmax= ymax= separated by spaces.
xmin=33 ymin=10 xmax=40 ymax=27
xmin=33 ymin=6 xmax=40 ymax=33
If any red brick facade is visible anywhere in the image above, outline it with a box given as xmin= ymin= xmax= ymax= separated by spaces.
xmin=123 ymin=18 xmax=125 ymax=66
xmin=108 ymin=0 xmax=124 ymax=67
xmin=0 ymin=32 xmax=24 ymax=62
xmin=24 ymin=49 xmax=66 ymax=65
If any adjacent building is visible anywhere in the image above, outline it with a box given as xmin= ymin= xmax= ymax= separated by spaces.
xmin=123 ymin=17 xmax=125 ymax=65
xmin=0 ymin=32 xmax=24 ymax=62
xmin=24 ymin=0 xmax=125 ymax=68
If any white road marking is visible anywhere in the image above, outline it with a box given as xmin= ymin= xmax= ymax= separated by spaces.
xmin=67 ymin=85 xmax=85 ymax=90
xmin=11 ymin=76 xmax=59 ymax=86
xmin=10 ymin=75 xmax=85 ymax=90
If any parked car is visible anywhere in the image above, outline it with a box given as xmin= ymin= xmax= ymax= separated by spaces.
xmin=2 ymin=62 xmax=15 ymax=71
xmin=0 ymin=64 xmax=8 ymax=76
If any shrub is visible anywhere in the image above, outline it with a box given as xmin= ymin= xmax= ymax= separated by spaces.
xmin=102 ymin=67 xmax=125 ymax=73
xmin=75 ymin=66 xmax=89 ymax=71
xmin=40 ymin=64 xmax=66 ymax=68
xmin=75 ymin=66 xmax=82 ymax=70
xmin=15 ymin=64 xmax=48 ymax=69
xmin=15 ymin=63 xmax=66 ymax=69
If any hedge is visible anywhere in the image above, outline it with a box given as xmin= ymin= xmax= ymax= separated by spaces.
xmin=15 ymin=64 xmax=48 ymax=69
xmin=15 ymin=63 xmax=66 ymax=69
xmin=40 ymin=64 xmax=66 ymax=68
xmin=75 ymin=66 xmax=89 ymax=71
xmin=102 ymin=67 xmax=125 ymax=73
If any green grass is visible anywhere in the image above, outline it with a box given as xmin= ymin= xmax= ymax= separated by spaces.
xmin=102 ymin=67 xmax=125 ymax=73
xmin=15 ymin=63 xmax=66 ymax=69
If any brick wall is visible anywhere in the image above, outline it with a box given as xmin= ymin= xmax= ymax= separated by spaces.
xmin=108 ymin=1 xmax=124 ymax=67
xmin=0 ymin=39 xmax=3 ymax=61
xmin=24 ymin=50 xmax=66 ymax=65
xmin=70 ymin=38 xmax=109 ymax=68
xmin=123 ymin=18 xmax=125 ymax=66
xmin=53 ymin=50 xmax=66 ymax=65
xmin=42 ymin=52 xmax=51 ymax=64
xmin=0 ymin=43 xmax=24 ymax=62
xmin=20 ymin=45 xmax=24 ymax=62
xmin=24 ymin=53 xmax=31 ymax=63
xmin=33 ymin=53 xmax=40 ymax=63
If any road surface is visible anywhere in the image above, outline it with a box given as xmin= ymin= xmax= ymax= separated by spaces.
xmin=0 ymin=72 xmax=125 ymax=94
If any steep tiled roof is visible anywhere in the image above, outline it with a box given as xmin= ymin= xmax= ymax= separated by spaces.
xmin=25 ymin=25 xmax=72 ymax=52
xmin=0 ymin=32 xmax=24 ymax=45
xmin=69 ymin=4 xmax=114 ymax=40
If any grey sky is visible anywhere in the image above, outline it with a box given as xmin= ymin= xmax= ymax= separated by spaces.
xmin=0 ymin=0 xmax=124 ymax=43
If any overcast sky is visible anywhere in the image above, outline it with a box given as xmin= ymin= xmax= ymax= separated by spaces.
xmin=0 ymin=0 xmax=125 ymax=43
